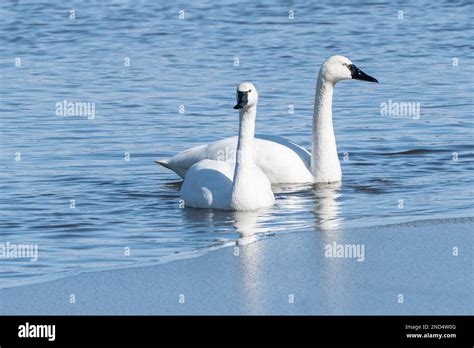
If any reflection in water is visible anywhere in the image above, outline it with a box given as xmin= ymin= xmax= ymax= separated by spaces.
xmin=313 ymin=182 xmax=352 ymax=313
xmin=271 ymin=182 xmax=347 ymax=313
xmin=312 ymin=182 xmax=343 ymax=232
xmin=232 ymin=210 xmax=268 ymax=314
xmin=180 ymin=182 xmax=347 ymax=313
xmin=180 ymin=205 xmax=272 ymax=313
xmin=233 ymin=210 xmax=265 ymax=246
xmin=235 ymin=183 xmax=344 ymax=313
xmin=183 ymin=207 xmax=273 ymax=313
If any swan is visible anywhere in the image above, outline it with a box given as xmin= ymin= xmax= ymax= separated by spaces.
xmin=180 ymin=82 xmax=275 ymax=210
xmin=158 ymin=55 xmax=378 ymax=184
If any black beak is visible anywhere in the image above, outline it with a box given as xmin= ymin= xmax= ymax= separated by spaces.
xmin=233 ymin=91 xmax=249 ymax=109
xmin=348 ymin=64 xmax=378 ymax=83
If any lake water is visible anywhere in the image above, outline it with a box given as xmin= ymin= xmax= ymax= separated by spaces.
xmin=0 ymin=0 xmax=473 ymax=288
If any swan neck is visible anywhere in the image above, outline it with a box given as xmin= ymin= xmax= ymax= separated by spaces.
xmin=232 ymin=106 xmax=257 ymax=196
xmin=235 ymin=106 xmax=256 ymax=165
xmin=311 ymin=73 xmax=341 ymax=182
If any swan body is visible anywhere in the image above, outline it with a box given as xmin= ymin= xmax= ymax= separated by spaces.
xmin=160 ymin=56 xmax=378 ymax=184
xmin=180 ymin=83 xmax=275 ymax=211
xmin=181 ymin=159 xmax=274 ymax=210
xmin=160 ymin=135 xmax=313 ymax=184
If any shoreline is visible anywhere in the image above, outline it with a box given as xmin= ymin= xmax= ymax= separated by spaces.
xmin=0 ymin=217 xmax=472 ymax=315
xmin=1 ymin=215 xmax=471 ymax=291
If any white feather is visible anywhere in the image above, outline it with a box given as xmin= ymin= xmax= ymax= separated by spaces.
xmin=160 ymin=56 xmax=377 ymax=184
xmin=180 ymin=83 xmax=275 ymax=211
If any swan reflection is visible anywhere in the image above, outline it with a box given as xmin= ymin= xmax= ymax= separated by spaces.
xmin=313 ymin=182 xmax=352 ymax=313
xmin=179 ymin=181 xmax=346 ymax=313
xmin=312 ymin=181 xmax=343 ymax=232
xmin=232 ymin=209 xmax=269 ymax=313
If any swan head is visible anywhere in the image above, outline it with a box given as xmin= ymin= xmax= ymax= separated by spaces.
xmin=321 ymin=55 xmax=378 ymax=84
xmin=233 ymin=82 xmax=258 ymax=110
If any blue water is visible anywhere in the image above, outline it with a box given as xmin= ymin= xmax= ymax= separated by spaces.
xmin=0 ymin=0 xmax=473 ymax=288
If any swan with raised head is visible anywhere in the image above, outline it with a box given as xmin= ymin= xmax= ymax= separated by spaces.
xmin=158 ymin=56 xmax=378 ymax=184
xmin=180 ymin=83 xmax=274 ymax=210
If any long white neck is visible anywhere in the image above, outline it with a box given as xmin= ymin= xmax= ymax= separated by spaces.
xmin=231 ymin=105 xmax=256 ymax=198
xmin=310 ymin=72 xmax=342 ymax=183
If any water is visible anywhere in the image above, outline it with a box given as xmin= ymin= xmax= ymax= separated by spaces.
xmin=0 ymin=0 xmax=473 ymax=288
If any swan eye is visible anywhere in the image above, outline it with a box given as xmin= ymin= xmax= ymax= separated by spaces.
xmin=248 ymin=89 xmax=251 ymax=93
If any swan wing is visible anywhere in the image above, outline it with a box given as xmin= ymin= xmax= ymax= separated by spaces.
xmin=180 ymin=160 xmax=234 ymax=209
xmin=158 ymin=135 xmax=313 ymax=184
xmin=253 ymin=135 xmax=312 ymax=184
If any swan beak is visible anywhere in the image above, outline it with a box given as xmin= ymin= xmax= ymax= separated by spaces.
xmin=349 ymin=64 xmax=378 ymax=83
xmin=234 ymin=91 xmax=249 ymax=109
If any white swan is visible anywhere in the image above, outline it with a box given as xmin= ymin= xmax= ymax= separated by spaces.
xmin=158 ymin=56 xmax=378 ymax=184
xmin=180 ymin=83 xmax=274 ymax=211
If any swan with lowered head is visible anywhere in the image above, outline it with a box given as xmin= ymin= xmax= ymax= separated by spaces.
xmin=158 ymin=56 xmax=378 ymax=184
xmin=180 ymin=83 xmax=274 ymax=211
